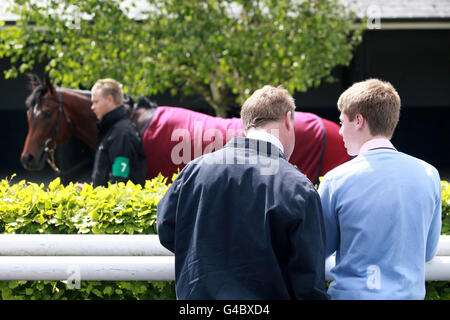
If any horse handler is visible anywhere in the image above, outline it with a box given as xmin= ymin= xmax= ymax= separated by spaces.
xmin=157 ymin=85 xmax=327 ymax=300
xmin=90 ymin=78 xmax=147 ymax=187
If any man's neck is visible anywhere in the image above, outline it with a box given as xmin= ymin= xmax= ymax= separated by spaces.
xmin=246 ymin=128 xmax=284 ymax=153
xmin=359 ymin=136 xmax=396 ymax=154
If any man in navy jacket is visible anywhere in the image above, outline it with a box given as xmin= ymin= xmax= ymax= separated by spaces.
xmin=90 ymin=78 xmax=146 ymax=187
xmin=157 ymin=85 xmax=327 ymax=300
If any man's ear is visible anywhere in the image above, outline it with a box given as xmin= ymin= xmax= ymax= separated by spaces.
xmin=106 ymin=94 xmax=115 ymax=105
xmin=355 ymin=114 xmax=365 ymax=130
xmin=285 ymin=111 xmax=293 ymax=131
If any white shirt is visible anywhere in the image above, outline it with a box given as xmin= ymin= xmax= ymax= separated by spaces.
xmin=246 ymin=129 xmax=284 ymax=154
xmin=359 ymin=138 xmax=397 ymax=154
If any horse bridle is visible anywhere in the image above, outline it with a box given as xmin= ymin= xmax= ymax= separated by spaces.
xmin=37 ymin=90 xmax=73 ymax=174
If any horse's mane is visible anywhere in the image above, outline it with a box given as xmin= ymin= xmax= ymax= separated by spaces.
xmin=47 ymin=88 xmax=157 ymax=110
xmin=136 ymin=96 xmax=157 ymax=109
xmin=124 ymin=94 xmax=157 ymax=110
xmin=26 ymin=85 xmax=91 ymax=109
xmin=25 ymin=73 xmax=157 ymax=110
xmin=63 ymin=88 xmax=92 ymax=97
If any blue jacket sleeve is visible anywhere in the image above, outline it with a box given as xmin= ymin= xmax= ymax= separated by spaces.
xmin=318 ymin=177 xmax=339 ymax=258
xmin=287 ymin=190 xmax=328 ymax=300
xmin=156 ymin=177 xmax=182 ymax=253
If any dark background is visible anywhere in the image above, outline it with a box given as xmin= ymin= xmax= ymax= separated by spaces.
xmin=1 ymin=29 xmax=449 ymax=184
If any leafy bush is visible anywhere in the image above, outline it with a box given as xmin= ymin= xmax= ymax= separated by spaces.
xmin=441 ymin=180 xmax=450 ymax=235
xmin=425 ymin=180 xmax=450 ymax=300
xmin=0 ymin=174 xmax=173 ymax=235
xmin=0 ymin=174 xmax=176 ymax=300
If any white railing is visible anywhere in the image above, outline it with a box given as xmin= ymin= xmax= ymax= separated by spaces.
xmin=0 ymin=234 xmax=174 ymax=281
xmin=325 ymin=235 xmax=450 ymax=281
xmin=0 ymin=234 xmax=448 ymax=281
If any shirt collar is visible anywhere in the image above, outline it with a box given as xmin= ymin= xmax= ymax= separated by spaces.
xmin=359 ymin=138 xmax=397 ymax=154
xmin=246 ymin=129 xmax=284 ymax=153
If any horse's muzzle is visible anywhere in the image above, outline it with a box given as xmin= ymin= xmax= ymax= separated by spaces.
xmin=21 ymin=151 xmax=46 ymax=171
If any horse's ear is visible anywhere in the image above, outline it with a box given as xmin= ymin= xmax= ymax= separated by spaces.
xmin=43 ymin=73 xmax=55 ymax=94
xmin=26 ymin=73 xmax=42 ymax=91
xmin=123 ymin=93 xmax=135 ymax=107
xmin=137 ymin=96 xmax=157 ymax=109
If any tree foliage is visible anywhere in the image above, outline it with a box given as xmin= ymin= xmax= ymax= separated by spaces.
xmin=0 ymin=0 xmax=363 ymax=117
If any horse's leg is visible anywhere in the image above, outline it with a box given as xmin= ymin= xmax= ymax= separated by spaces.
xmin=320 ymin=119 xmax=351 ymax=177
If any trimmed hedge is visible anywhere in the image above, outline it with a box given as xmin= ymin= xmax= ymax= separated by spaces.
xmin=0 ymin=175 xmax=448 ymax=300
xmin=441 ymin=180 xmax=450 ymax=235
xmin=0 ymin=174 xmax=176 ymax=300
xmin=0 ymin=174 xmax=173 ymax=235
xmin=426 ymin=180 xmax=450 ymax=300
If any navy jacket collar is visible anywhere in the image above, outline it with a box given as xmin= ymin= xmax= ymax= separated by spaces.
xmin=97 ymin=105 xmax=127 ymax=139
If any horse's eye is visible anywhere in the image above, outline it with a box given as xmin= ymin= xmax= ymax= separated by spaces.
xmin=44 ymin=111 xmax=52 ymax=119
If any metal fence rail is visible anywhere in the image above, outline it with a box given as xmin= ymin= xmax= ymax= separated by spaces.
xmin=0 ymin=234 xmax=448 ymax=281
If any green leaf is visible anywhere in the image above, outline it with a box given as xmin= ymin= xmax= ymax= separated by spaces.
xmin=103 ymin=286 xmax=113 ymax=296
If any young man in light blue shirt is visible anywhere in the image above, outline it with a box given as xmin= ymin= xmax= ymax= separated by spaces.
xmin=318 ymin=79 xmax=442 ymax=300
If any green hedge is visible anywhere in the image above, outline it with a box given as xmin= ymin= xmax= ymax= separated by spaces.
xmin=0 ymin=174 xmax=176 ymax=300
xmin=426 ymin=180 xmax=450 ymax=300
xmin=0 ymin=175 xmax=448 ymax=300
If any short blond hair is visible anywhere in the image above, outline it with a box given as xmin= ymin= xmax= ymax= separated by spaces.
xmin=241 ymin=85 xmax=295 ymax=131
xmin=92 ymin=78 xmax=124 ymax=106
xmin=338 ymin=79 xmax=401 ymax=138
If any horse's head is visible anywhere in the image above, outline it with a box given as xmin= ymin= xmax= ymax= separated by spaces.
xmin=136 ymin=96 xmax=157 ymax=110
xmin=122 ymin=95 xmax=157 ymax=133
xmin=123 ymin=93 xmax=135 ymax=119
xmin=123 ymin=95 xmax=157 ymax=117
xmin=21 ymin=74 xmax=73 ymax=171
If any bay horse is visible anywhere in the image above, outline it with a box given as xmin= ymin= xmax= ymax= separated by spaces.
xmin=21 ymin=74 xmax=350 ymax=185
xmin=21 ymin=74 xmax=97 ymax=180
